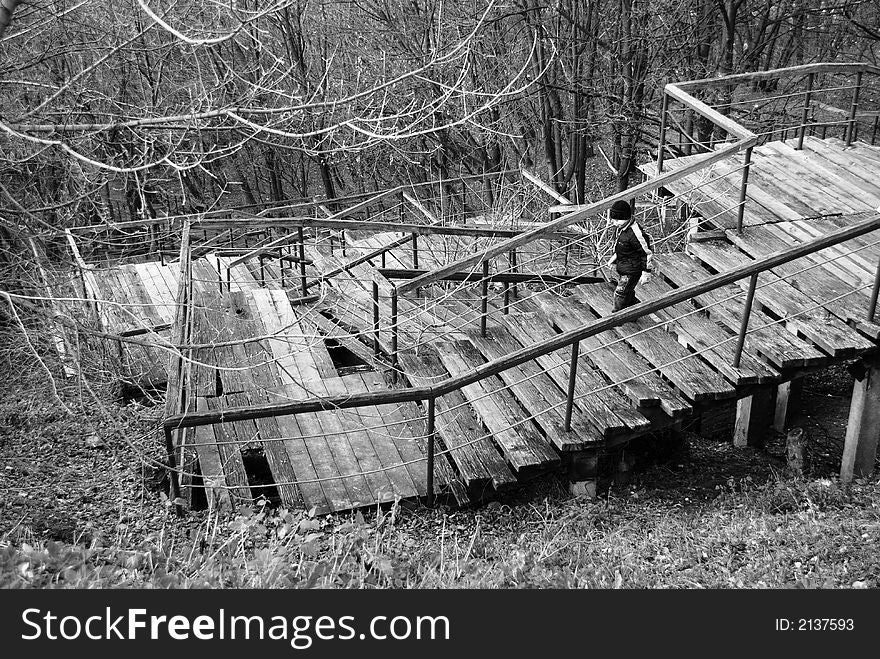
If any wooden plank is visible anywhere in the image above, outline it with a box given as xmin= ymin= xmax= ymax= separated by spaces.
xmin=636 ymin=276 xmax=779 ymax=385
xmin=352 ymin=371 xmax=434 ymax=497
xmin=193 ymin=399 xmax=233 ymax=512
xmin=781 ymin=221 xmax=877 ymax=283
xmin=657 ymin=253 xmax=826 ymax=369
xmin=132 ymin=262 xmax=175 ymax=325
xmin=271 ymin=408 xmax=334 ymax=514
xmin=188 ymin=309 xmax=218 ymax=398
xmin=814 ymin=213 xmax=880 ymax=261
xmin=434 ymin=340 xmax=560 ymax=472
xmin=322 ymin=375 xmax=401 ymax=504
xmin=688 ymin=240 xmax=874 ymax=357
xmin=574 ymin=285 xmax=737 ymax=401
xmin=466 ymin=325 xmax=603 ymax=450
xmin=254 ymin=290 xmax=360 ymax=511
xmin=244 ymin=391 xmax=304 ymax=509
xmin=361 ymin=377 xmax=468 ymax=505
xmin=528 ymin=294 xmax=690 ymax=415
xmin=259 ymin=297 xmax=384 ymax=509
xmin=728 ymin=225 xmax=880 ymax=338
xmin=339 ymin=373 xmax=421 ymax=500
xmin=398 ymin=348 xmax=517 ymax=487
xmin=762 ymin=141 xmax=880 ymax=211
xmin=204 ymin=397 xmax=253 ymax=506
xmin=801 ymin=136 xmax=880 ymax=198
xmin=502 ymin=313 xmax=652 ymax=434
xmin=755 ymin=144 xmax=870 ymax=214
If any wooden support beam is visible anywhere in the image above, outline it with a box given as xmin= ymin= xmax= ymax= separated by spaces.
xmin=567 ymin=450 xmax=599 ymax=499
xmin=521 ymin=169 xmax=572 ymax=205
xmin=733 ymin=386 xmax=774 ymax=447
xmin=841 ymin=354 xmax=880 ymax=483
xmin=773 ymin=378 xmax=803 ymax=433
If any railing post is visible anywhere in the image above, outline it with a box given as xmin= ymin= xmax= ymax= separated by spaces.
xmin=867 ymin=253 xmax=880 ymax=322
xmin=797 ymin=72 xmax=814 ymax=150
xmin=480 ymin=259 xmax=490 ymax=337
xmin=391 ymin=286 xmax=399 ymax=383
xmin=412 ymin=233 xmax=419 ymax=268
xmin=259 ymin=254 xmax=265 ymax=285
xmin=872 ymin=116 xmax=878 ymax=146
xmin=297 ymin=227 xmax=307 ymax=296
xmin=732 ymin=272 xmax=758 ymax=368
xmin=372 ymin=281 xmax=381 ymax=358
xmin=279 ymin=247 xmax=285 ymax=287
xmin=564 ymin=341 xmax=580 ymax=431
xmin=502 ymin=280 xmax=510 ymax=314
xmin=846 ymin=71 xmax=862 ymax=146
xmin=736 ymin=146 xmax=753 ymax=235
xmin=163 ymin=426 xmax=183 ymax=516
xmin=509 ymin=249 xmax=518 ymax=302
xmin=656 ymin=92 xmax=670 ymax=174
xmin=426 ymin=396 xmax=436 ymax=508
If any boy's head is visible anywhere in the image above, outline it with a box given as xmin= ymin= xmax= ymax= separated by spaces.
xmin=609 ymin=200 xmax=632 ymax=226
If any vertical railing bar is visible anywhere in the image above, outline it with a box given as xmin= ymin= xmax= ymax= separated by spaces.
xmin=480 ymin=259 xmax=489 ymax=337
xmin=297 ymin=227 xmax=307 ymax=296
xmin=867 ymin=253 xmax=880 ymax=322
xmin=279 ymin=247 xmax=285 ymax=287
xmin=797 ymin=72 xmax=814 ymax=150
xmin=564 ymin=341 xmax=579 ymax=432
xmin=372 ymin=281 xmax=381 ymax=358
xmin=736 ymin=146 xmax=754 ymax=235
xmin=656 ymin=92 xmax=670 ymax=174
xmin=391 ymin=286 xmax=399 ymax=383
xmin=509 ymin=249 xmax=518 ymax=301
xmin=732 ymin=272 xmax=758 ymax=368
xmin=846 ymin=71 xmax=862 ymax=146
xmin=426 ymin=396 xmax=436 ymax=509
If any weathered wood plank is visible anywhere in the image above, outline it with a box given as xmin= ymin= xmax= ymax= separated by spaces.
xmin=204 ymin=397 xmax=253 ymax=506
xmin=434 ymin=340 xmax=560 ymax=472
xmin=398 ymin=348 xmax=516 ymax=488
xmin=503 ymin=312 xmax=652 ymax=434
xmin=574 ymin=285 xmax=737 ymax=401
xmin=466 ymin=326 xmax=603 ymax=450
xmin=688 ymin=240 xmax=874 ymax=357
xmin=638 ymin=275 xmax=779 ymax=385
xmin=657 ymin=253 xmax=825 ymax=369
xmin=528 ymin=294 xmax=689 ymax=415
xmin=193 ymin=399 xmax=233 ymax=512
xmin=730 ymin=223 xmax=880 ymax=337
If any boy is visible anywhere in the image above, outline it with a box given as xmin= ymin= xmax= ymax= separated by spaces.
xmin=606 ymin=200 xmax=653 ymax=312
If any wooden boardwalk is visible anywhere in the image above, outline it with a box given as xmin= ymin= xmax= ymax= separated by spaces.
xmin=83 ymin=136 xmax=880 ymax=514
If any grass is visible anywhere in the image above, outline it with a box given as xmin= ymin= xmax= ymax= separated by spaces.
xmin=3 ymin=472 xmax=879 ymax=589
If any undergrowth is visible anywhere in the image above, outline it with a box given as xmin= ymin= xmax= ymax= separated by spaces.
xmin=3 ymin=474 xmax=879 ymax=589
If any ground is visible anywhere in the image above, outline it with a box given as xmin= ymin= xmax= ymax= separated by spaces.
xmin=1 ymin=327 xmax=879 ymax=589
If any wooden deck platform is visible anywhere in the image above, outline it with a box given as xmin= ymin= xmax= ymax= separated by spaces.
xmin=83 ymin=136 xmax=880 ymax=514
